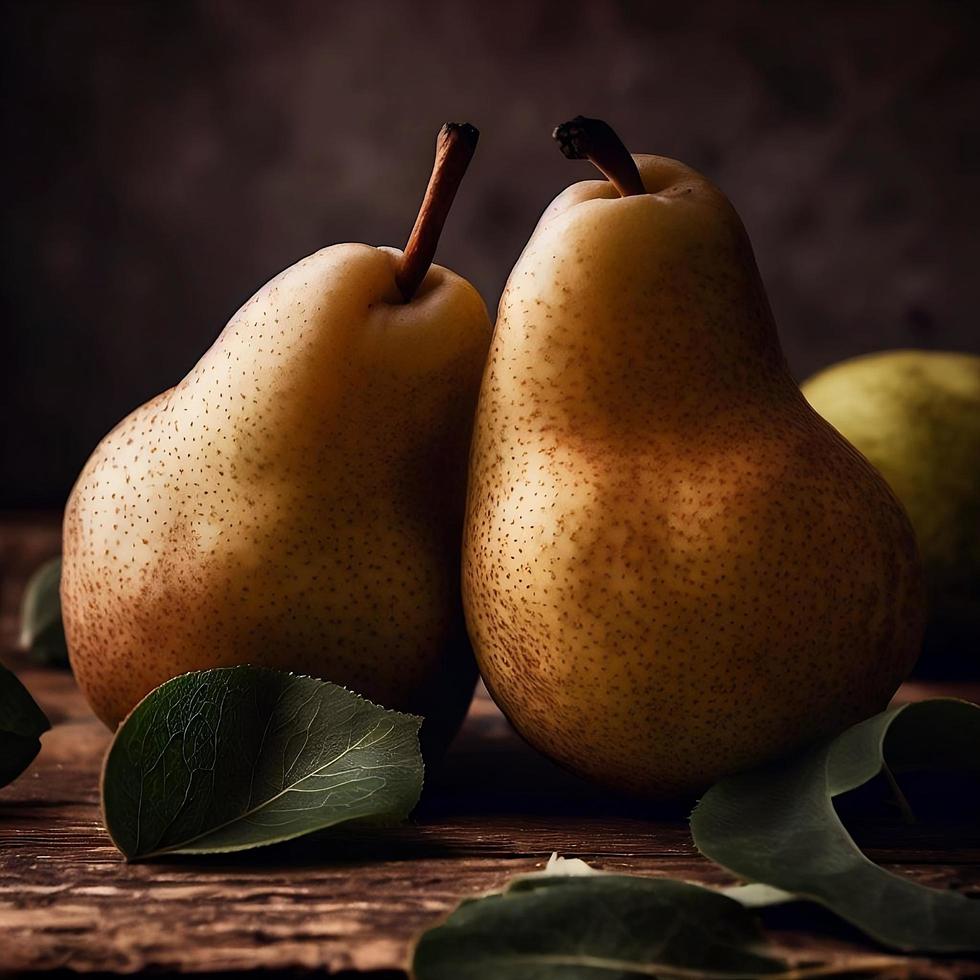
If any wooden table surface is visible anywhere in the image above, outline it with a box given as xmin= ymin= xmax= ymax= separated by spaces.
xmin=2 ymin=515 xmax=979 ymax=978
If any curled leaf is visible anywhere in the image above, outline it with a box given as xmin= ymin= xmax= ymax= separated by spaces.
xmin=691 ymin=698 xmax=980 ymax=952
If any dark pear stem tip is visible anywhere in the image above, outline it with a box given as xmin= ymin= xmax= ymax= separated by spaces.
xmin=552 ymin=115 xmax=645 ymax=198
xmin=395 ymin=122 xmax=480 ymax=302
xmin=553 ymin=116 xmax=599 ymax=160
xmin=442 ymin=121 xmax=480 ymax=148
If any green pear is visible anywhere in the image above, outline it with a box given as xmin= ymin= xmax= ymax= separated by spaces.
xmin=803 ymin=350 xmax=980 ymax=672
xmin=463 ymin=117 xmax=925 ymax=798
xmin=63 ymin=124 xmax=491 ymax=751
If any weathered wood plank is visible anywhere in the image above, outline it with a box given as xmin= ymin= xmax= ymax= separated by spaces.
xmin=2 ymin=517 xmax=979 ymax=975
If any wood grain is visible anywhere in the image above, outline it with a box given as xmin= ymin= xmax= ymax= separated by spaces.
xmin=1 ymin=516 xmax=978 ymax=976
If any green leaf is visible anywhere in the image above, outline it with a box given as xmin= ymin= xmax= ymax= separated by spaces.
xmin=0 ymin=662 xmax=51 ymax=787
xmin=691 ymin=698 xmax=980 ymax=953
xmin=412 ymin=874 xmax=796 ymax=979
xmin=102 ymin=666 xmax=424 ymax=860
xmin=19 ymin=557 xmax=69 ymax=667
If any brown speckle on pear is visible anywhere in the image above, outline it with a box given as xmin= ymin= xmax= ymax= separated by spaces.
xmin=462 ymin=153 xmax=925 ymax=798
xmin=62 ymin=244 xmax=491 ymax=754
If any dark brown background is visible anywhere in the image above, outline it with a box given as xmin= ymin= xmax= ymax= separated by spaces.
xmin=2 ymin=0 xmax=978 ymax=508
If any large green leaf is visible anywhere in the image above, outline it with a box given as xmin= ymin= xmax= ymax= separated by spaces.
xmin=412 ymin=874 xmax=792 ymax=979
xmin=102 ymin=666 xmax=424 ymax=860
xmin=411 ymin=872 xmax=901 ymax=979
xmin=0 ymin=662 xmax=51 ymax=787
xmin=19 ymin=557 xmax=69 ymax=667
xmin=691 ymin=698 xmax=980 ymax=952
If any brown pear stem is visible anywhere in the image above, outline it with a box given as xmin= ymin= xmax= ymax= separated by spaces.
xmin=552 ymin=116 xmax=645 ymax=197
xmin=395 ymin=122 xmax=479 ymax=301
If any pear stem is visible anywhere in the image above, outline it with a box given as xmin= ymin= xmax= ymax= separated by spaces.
xmin=552 ymin=116 xmax=645 ymax=197
xmin=395 ymin=122 xmax=479 ymax=302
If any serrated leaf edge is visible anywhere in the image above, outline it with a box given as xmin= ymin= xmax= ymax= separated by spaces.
xmin=100 ymin=664 xmax=423 ymax=860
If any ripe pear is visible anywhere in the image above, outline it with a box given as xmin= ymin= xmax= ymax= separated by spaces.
xmin=463 ymin=118 xmax=925 ymax=798
xmin=803 ymin=350 xmax=980 ymax=673
xmin=63 ymin=124 xmax=491 ymax=751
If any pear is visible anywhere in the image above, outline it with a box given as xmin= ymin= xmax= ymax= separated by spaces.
xmin=463 ymin=117 xmax=925 ymax=798
xmin=803 ymin=350 xmax=980 ymax=674
xmin=63 ymin=123 xmax=491 ymax=751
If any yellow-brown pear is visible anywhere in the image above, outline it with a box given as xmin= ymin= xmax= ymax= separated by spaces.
xmin=463 ymin=118 xmax=925 ymax=797
xmin=63 ymin=124 xmax=491 ymax=751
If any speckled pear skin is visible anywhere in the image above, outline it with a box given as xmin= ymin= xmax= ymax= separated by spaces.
xmin=62 ymin=244 xmax=491 ymax=750
xmin=463 ymin=155 xmax=925 ymax=798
